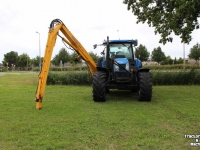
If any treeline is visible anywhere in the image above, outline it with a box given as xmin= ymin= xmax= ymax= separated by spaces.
xmin=2 ymin=42 xmax=200 ymax=70
xmin=136 ymin=43 xmax=200 ymax=65
xmin=1 ymin=48 xmax=99 ymax=69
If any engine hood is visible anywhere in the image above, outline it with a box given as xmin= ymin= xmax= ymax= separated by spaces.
xmin=115 ymin=58 xmax=128 ymax=64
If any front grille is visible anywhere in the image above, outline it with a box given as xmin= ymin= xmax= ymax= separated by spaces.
xmin=119 ymin=64 xmax=126 ymax=71
xmin=115 ymin=72 xmax=129 ymax=77
xmin=115 ymin=72 xmax=130 ymax=83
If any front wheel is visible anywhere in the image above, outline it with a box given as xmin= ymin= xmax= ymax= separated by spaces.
xmin=138 ymin=72 xmax=152 ymax=101
xmin=92 ymin=71 xmax=107 ymax=102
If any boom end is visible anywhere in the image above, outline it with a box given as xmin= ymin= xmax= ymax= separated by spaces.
xmin=36 ymin=99 xmax=42 ymax=110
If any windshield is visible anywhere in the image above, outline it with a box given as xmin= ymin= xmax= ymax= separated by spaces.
xmin=109 ymin=43 xmax=133 ymax=59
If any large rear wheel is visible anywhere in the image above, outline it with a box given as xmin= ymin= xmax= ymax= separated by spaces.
xmin=92 ymin=71 xmax=107 ymax=102
xmin=138 ymin=72 xmax=152 ymax=101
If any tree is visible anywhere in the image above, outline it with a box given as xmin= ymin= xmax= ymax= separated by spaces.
xmin=174 ymin=57 xmax=177 ymax=64
xmin=135 ymin=44 xmax=150 ymax=61
xmin=51 ymin=48 xmax=70 ymax=66
xmin=17 ymin=53 xmax=30 ymax=68
xmin=88 ymin=51 xmax=99 ymax=63
xmin=51 ymin=54 xmax=60 ymax=66
xmin=69 ymin=51 xmax=82 ymax=66
xmin=3 ymin=51 xmax=18 ymax=67
xmin=152 ymin=46 xmax=166 ymax=64
xmin=188 ymin=43 xmax=200 ymax=64
xmin=32 ymin=56 xmax=44 ymax=67
xmin=162 ymin=56 xmax=173 ymax=65
xmin=177 ymin=57 xmax=184 ymax=64
xmin=123 ymin=0 xmax=200 ymax=44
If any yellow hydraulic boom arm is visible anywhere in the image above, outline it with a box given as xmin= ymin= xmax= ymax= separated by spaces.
xmin=35 ymin=19 xmax=97 ymax=109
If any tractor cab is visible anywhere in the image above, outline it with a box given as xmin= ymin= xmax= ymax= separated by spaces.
xmin=93 ymin=37 xmax=152 ymax=102
xmin=102 ymin=39 xmax=142 ymax=72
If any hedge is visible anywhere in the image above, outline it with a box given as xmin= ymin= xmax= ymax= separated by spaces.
xmin=32 ymin=64 xmax=200 ymax=72
xmin=152 ymin=69 xmax=200 ymax=85
xmin=32 ymin=66 xmax=88 ymax=72
xmin=146 ymin=64 xmax=200 ymax=70
xmin=46 ymin=69 xmax=200 ymax=85
xmin=47 ymin=71 xmax=92 ymax=85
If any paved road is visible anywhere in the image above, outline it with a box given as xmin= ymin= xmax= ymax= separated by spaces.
xmin=0 ymin=71 xmax=38 ymax=76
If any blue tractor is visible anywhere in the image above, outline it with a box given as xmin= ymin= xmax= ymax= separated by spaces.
xmin=92 ymin=37 xmax=152 ymax=102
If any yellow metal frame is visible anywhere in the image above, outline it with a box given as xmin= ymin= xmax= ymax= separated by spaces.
xmin=35 ymin=21 xmax=97 ymax=109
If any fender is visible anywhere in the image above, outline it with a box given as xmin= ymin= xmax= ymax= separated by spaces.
xmin=136 ymin=68 xmax=150 ymax=81
xmin=96 ymin=67 xmax=110 ymax=81
xmin=138 ymin=68 xmax=150 ymax=72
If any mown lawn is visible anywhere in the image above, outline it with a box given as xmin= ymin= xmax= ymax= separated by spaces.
xmin=0 ymin=73 xmax=200 ymax=149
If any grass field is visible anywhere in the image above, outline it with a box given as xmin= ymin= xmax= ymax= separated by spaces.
xmin=0 ymin=72 xmax=200 ymax=149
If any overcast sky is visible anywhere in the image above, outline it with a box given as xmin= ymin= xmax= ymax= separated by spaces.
xmin=0 ymin=0 xmax=199 ymax=63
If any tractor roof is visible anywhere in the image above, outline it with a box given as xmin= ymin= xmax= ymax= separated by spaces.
xmin=102 ymin=39 xmax=137 ymax=44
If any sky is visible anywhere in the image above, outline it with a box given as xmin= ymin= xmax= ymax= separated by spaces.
xmin=0 ymin=0 xmax=199 ymax=63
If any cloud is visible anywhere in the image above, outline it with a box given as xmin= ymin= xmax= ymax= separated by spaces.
xmin=0 ymin=0 xmax=198 ymax=62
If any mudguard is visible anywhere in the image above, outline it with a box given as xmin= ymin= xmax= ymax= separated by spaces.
xmin=136 ymin=68 xmax=150 ymax=81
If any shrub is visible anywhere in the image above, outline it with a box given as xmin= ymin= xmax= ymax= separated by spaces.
xmin=33 ymin=66 xmax=88 ymax=72
xmin=47 ymin=71 xmax=92 ymax=85
xmin=146 ymin=64 xmax=199 ymax=70
xmin=34 ymin=65 xmax=198 ymax=72
xmin=152 ymin=69 xmax=200 ymax=85
xmin=32 ymin=67 xmax=40 ymax=71
xmin=46 ymin=69 xmax=200 ymax=85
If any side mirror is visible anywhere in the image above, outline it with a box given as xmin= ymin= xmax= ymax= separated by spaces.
xmin=93 ymin=44 xmax=97 ymax=49
xmin=101 ymin=51 xmax=105 ymax=55
xmin=134 ymin=39 xmax=138 ymax=46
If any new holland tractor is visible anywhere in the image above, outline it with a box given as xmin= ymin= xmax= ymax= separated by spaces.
xmin=92 ymin=37 xmax=152 ymax=102
xmin=35 ymin=19 xmax=152 ymax=109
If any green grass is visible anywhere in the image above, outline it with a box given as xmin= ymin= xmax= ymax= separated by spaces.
xmin=0 ymin=73 xmax=200 ymax=149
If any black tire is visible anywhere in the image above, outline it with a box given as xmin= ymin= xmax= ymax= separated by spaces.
xmin=131 ymin=89 xmax=138 ymax=93
xmin=106 ymin=88 xmax=109 ymax=93
xmin=92 ymin=71 xmax=107 ymax=102
xmin=138 ymin=72 xmax=152 ymax=101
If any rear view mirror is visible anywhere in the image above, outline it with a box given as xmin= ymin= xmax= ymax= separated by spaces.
xmin=93 ymin=44 xmax=97 ymax=49
xmin=101 ymin=50 xmax=105 ymax=55
xmin=134 ymin=39 xmax=138 ymax=46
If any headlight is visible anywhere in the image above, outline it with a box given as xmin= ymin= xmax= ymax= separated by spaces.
xmin=126 ymin=63 xmax=129 ymax=71
xmin=115 ymin=64 xmax=119 ymax=71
